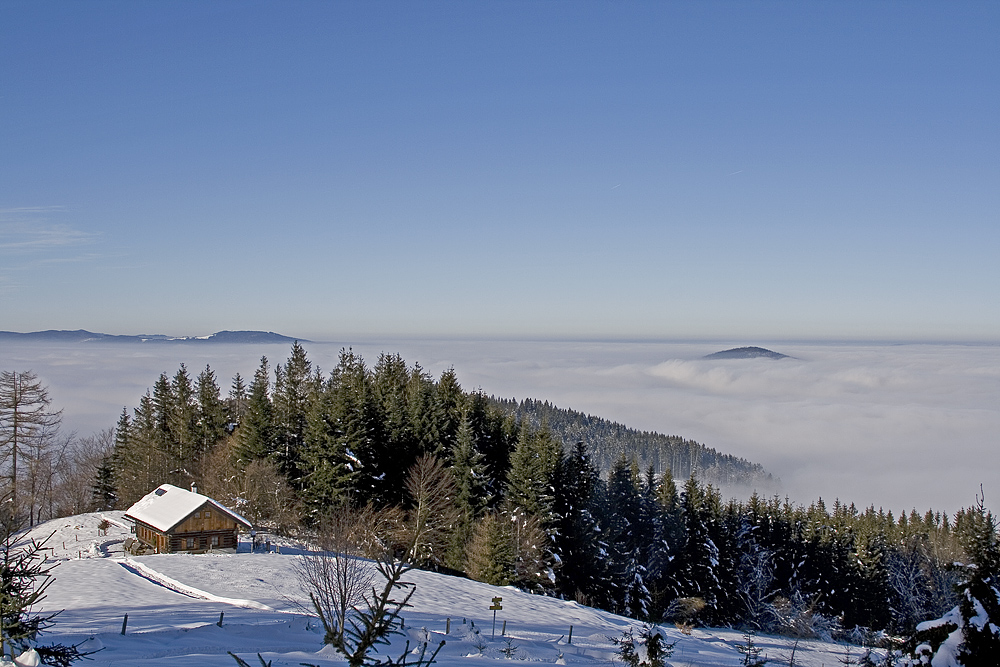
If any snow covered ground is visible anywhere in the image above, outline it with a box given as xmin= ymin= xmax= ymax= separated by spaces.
xmin=28 ymin=512 xmax=882 ymax=666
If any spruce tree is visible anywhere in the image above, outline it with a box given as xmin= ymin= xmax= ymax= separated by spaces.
xmin=670 ymin=475 xmax=722 ymax=621
xmin=272 ymin=342 xmax=313 ymax=483
xmin=195 ymin=365 xmax=227 ymax=460
xmin=372 ymin=353 xmax=417 ymax=503
xmin=430 ymin=368 xmax=463 ymax=462
xmin=602 ymin=455 xmax=652 ymax=619
xmin=228 ymin=372 xmax=249 ymax=424
xmin=90 ymin=455 xmax=117 ymax=511
xmin=234 ymin=357 xmax=275 ymax=468
xmin=447 ymin=413 xmax=488 ymax=569
xmin=168 ymin=364 xmax=198 ymax=468
xmin=299 ymin=376 xmax=356 ymax=522
xmin=554 ymin=441 xmax=606 ymax=605
xmin=909 ymin=494 xmax=1000 ymax=665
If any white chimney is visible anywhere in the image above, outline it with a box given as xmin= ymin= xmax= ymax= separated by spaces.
xmin=191 ymin=482 xmax=198 ymax=494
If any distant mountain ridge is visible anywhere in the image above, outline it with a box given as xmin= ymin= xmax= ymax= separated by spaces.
xmin=0 ymin=329 xmax=306 ymax=344
xmin=703 ymin=346 xmax=790 ymax=360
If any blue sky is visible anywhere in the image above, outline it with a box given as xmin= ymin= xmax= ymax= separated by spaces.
xmin=2 ymin=1 xmax=997 ymax=341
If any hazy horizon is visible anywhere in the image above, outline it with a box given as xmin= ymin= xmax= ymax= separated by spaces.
xmin=4 ymin=336 xmax=997 ymax=517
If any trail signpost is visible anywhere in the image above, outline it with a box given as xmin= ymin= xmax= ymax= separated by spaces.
xmin=490 ymin=596 xmax=503 ymax=638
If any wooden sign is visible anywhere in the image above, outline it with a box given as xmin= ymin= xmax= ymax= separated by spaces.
xmin=490 ymin=596 xmax=503 ymax=611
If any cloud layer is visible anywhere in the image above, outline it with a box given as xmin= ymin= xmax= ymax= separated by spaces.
xmin=3 ymin=338 xmax=997 ymax=515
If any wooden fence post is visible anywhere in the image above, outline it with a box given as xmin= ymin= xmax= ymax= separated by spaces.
xmin=121 ymin=614 xmax=128 ymax=635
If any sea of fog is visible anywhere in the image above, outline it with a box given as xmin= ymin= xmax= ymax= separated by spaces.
xmin=3 ymin=338 xmax=998 ymax=516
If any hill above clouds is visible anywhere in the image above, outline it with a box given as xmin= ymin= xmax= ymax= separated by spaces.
xmin=702 ymin=346 xmax=790 ymax=360
xmin=0 ymin=329 xmax=307 ymax=344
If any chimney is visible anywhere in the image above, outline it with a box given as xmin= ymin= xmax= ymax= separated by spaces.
xmin=191 ymin=482 xmax=198 ymax=495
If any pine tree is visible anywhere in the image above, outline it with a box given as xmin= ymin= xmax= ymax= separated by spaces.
xmin=329 ymin=349 xmax=382 ymax=505
xmin=909 ymin=493 xmax=1000 ymax=665
xmin=670 ymin=475 xmax=722 ymax=621
xmin=465 ymin=512 xmax=516 ymax=586
xmin=429 ymin=368 xmax=463 ymax=462
xmin=272 ymin=342 xmax=314 ymax=483
xmin=299 ymin=376 xmax=356 ymax=521
xmin=228 ymin=372 xmax=249 ymax=424
xmin=554 ymin=441 xmax=606 ymax=605
xmin=602 ymin=455 xmax=652 ymax=618
xmin=90 ymin=455 xmax=117 ymax=511
xmin=505 ymin=423 xmax=561 ymax=527
xmin=447 ymin=413 xmax=488 ymax=569
xmin=168 ymin=364 xmax=198 ymax=469
xmin=465 ymin=392 xmax=515 ymax=506
xmin=372 ymin=353 xmax=417 ymax=505
xmin=194 ymin=365 xmax=227 ymax=461
xmin=234 ymin=357 xmax=275 ymax=468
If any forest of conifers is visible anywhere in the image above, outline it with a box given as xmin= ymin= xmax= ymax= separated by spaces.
xmin=93 ymin=343 xmax=989 ymax=641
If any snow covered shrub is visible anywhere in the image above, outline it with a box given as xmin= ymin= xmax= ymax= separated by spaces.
xmin=769 ymin=591 xmax=842 ymax=642
xmin=663 ymin=596 xmax=706 ymax=625
xmin=905 ymin=494 xmax=1000 ymax=666
xmin=735 ymin=629 xmax=767 ymax=667
xmin=610 ymin=625 xmax=675 ymax=667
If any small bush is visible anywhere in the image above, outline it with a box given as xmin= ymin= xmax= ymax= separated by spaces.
xmin=610 ymin=625 xmax=675 ymax=667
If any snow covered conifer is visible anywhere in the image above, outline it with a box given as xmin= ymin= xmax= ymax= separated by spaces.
xmin=908 ymin=493 xmax=1000 ymax=666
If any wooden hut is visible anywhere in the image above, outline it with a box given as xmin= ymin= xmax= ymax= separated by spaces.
xmin=124 ymin=484 xmax=252 ymax=554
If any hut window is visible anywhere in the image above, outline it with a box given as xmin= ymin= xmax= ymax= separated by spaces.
xmin=186 ymin=537 xmax=194 ymax=549
xmin=194 ymin=511 xmax=201 ymax=518
xmin=204 ymin=510 xmax=211 ymax=518
xmin=211 ymin=535 xmax=219 ymax=547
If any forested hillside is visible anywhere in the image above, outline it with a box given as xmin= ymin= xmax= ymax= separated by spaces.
xmin=494 ymin=397 xmax=774 ymax=489
xmin=58 ymin=343 xmax=993 ymax=646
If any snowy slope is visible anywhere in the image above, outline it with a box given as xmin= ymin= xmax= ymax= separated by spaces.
xmin=27 ymin=513 xmax=877 ymax=666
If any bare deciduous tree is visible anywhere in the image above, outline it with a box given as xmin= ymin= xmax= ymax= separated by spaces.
xmin=0 ymin=371 xmax=61 ymax=523
xmin=296 ymin=507 xmax=376 ymax=646
xmin=199 ymin=436 xmax=300 ymax=532
xmin=736 ymin=539 xmax=779 ymax=630
xmin=49 ymin=429 xmax=114 ymax=519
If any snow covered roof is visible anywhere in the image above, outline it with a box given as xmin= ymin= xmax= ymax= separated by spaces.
xmin=124 ymin=484 xmax=252 ymax=533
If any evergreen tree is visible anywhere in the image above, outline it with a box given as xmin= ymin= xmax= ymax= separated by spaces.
xmin=272 ymin=342 xmax=313 ymax=483
xmin=228 ymin=372 xmax=249 ymax=425
xmin=299 ymin=375 xmax=356 ymax=522
xmin=505 ymin=423 xmax=561 ymax=527
xmin=167 ymin=364 xmax=198 ymax=470
xmin=194 ymin=365 xmax=227 ymax=461
xmin=447 ymin=413 xmax=489 ymax=569
xmin=602 ymin=455 xmax=652 ymax=618
xmin=234 ymin=357 xmax=275 ymax=468
xmin=465 ymin=512 xmax=516 ymax=586
xmin=0 ymin=508 xmax=91 ymax=664
xmin=670 ymin=475 xmax=722 ymax=620
xmin=429 ymin=368 xmax=463 ymax=462
xmin=90 ymin=455 xmax=117 ymax=511
xmin=647 ymin=467 xmax=683 ymax=618
xmin=554 ymin=441 xmax=607 ymax=606
xmin=909 ymin=494 xmax=1000 ymax=665
xmin=328 ymin=349 xmax=382 ymax=506
xmin=465 ymin=392 xmax=515 ymax=505
xmin=372 ymin=353 xmax=417 ymax=504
